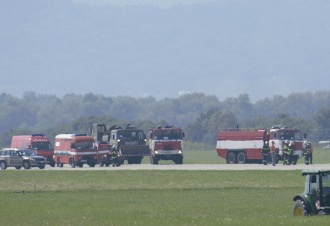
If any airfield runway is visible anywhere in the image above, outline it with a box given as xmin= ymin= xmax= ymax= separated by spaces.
xmin=33 ymin=163 xmax=330 ymax=171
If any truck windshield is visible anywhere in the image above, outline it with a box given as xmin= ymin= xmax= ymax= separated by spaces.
xmin=32 ymin=142 xmax=53 ymax=150
xmin=118 ymin=130 xmax=145 ymax=140
xmin=278 ymin=131 xmax=302 ymax=141
xmin=74 ymin=142 xmax=93 ymax=150
xmin=153 ymin=130 xmax=182 ymax=140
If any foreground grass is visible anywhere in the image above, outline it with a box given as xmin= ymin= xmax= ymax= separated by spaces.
xmin=0 ymin=170 xmax=329 ymax=225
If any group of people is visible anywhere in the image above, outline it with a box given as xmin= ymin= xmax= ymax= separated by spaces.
xmin=261 ymin=139 xmax=313 ymax=166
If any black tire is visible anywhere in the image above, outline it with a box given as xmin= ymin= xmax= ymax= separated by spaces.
xmin=89 ymin=162 xmax=96 ymax=167
xmin=151 ymin=156 xmax=158 ymax=165
xmin=134 ymin=157 xmax=143 ymax=164
xmin=0 ymin=161 xmax=7 ymax=170
xmin=127 ymin=157 xmax=134 ymax=164
xmin=49 ymin=160 xmax=56 ymax=167
xmin=23 ymin=161 xmax=30 ymax=170
xmin=227 ymin=152 xmax=236 ymax=164
xmin=15 ymin=166 xmax=21 ymax=170
xmin=237 ymin=152 xmax=246 ymax=164
xmin=39 ymin=165 xmax=45 ymax=169
xmin=174 ymin=157 xmax=183 ymax=164
xmin=293 ymin=200 xmax=311 ymax=216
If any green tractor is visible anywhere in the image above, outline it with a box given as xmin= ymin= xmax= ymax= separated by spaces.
xmin=293 ymin=170 xmax=330 ymax=216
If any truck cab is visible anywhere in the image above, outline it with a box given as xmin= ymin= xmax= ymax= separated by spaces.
xmin=109 ymin=125 xmax=149 ymax=164
xmin=149 ymin=125 xmax=185 ymax=165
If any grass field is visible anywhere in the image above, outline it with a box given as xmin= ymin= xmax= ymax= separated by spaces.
xmin=1 ymin=148 xmax=330 ymax=225
xmin=1 ymin=170 xmax=330 ymax=225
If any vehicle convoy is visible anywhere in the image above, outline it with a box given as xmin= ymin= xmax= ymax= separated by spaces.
xmin=149 ymin=125 xmax=185 ymax=165
xmin=11 ymin=134 xmax=55 ymax=167
xmin=53 ymin=134 xmax=98 ymax=168
xmin=216 ymin=126 xmax=305 ymax=164
xmin=109 ymin=124 xmax=149 ymax=164
xmin=293 ymin=170 xmax=330 ymax=216
xmin=0 ymin=148 xmax=46 ymax=170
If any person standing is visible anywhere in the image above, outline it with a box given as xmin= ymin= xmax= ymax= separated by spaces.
xmin=261 ymin=141 xmax=270 ymax=165
xmin=309 ymin=141 xmax=313 ymax=164
xmin=303 ymin=141 xmax=313 ymax=165
xmin=282 ymin=140 xmax=289 ymax=165
xmin=288 ymin=141 xmax=295 ymax=165
xmin=270 ymin=141 xmax=276 ymax=166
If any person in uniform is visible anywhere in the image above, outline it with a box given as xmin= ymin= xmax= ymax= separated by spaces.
xmin=261 ymin=141 xmax=270 ymax=165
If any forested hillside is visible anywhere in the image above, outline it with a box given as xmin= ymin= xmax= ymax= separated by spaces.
xmin=1 ymin=91 xmax=330 ymax=148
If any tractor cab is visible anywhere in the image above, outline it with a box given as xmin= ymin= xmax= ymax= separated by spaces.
xmin=293 ymin=170 xmax=330 ymax=216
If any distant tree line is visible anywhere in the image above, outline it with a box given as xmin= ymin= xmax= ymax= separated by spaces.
xmin=1 ymin=91 xmax=330 ymax=149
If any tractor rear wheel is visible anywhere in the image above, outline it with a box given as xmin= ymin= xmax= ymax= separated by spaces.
xmin=293 ymin=200 xmax=310 ymax=216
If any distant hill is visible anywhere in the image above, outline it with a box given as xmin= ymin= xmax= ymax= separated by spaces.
xmin=1 ymin=0 xmax=329 ymax=102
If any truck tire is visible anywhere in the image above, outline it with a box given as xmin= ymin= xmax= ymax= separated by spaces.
xmin=0 ymin=161 xmax=7 ymax=170
xmin=293 ymin=199 xmax=310 ymax=216
xmin=15 ymin=166 xmax=21 ymax=169
xmin=134 ymin=157 xmax=143 ymax=164
xmin=151 ymin=156 xmax=158 ymax=165
xmin=50 ymin=160 xmax=56 ymax=167
xmin=174 ymin=158 xmax=183 ymax=164
xmin=237 ymin=152 xmax=246 ymax=164
xmin=226 ymin=152 xmax=236 ymax=164
xmin=127 ymin=157 xmax=135 ymax=164
xmin=39 ymin=165 xmax=45 ymax=169
xmin=23 ymin=161 xmax=30 ymax=170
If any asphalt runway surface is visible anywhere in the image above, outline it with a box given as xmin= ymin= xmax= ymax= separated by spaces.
xmin=15 ymin=163 xmax=330 ymax=171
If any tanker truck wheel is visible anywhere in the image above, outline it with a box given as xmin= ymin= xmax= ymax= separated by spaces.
xmin=237 ymin=152 xmax=246 ymax=164
xmin=226 ymin=152 xmax=236 ymax=164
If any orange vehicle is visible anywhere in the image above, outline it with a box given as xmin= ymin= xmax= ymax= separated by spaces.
xmin=53 ymin=134 xmax=98 ymax=168
xmin=11 ymin=134 xmax=55 ymax=167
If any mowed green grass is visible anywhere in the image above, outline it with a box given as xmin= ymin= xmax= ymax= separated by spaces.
xmin=1 ymin=170 xmax=329 ymax=225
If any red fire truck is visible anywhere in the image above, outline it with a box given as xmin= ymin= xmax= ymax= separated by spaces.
xmin=11 ymin=134 xmax=55 ymax=167
xmin=216 ymin=126 xmax=305 ymax=164
xmin=53 ymin=134 xmax=98 ymax=168
xmin=149 ymin=125 xmax=185 ymax=164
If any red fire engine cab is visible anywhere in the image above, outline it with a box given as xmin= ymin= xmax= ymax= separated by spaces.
xmin=149 ymin=125 xmax=185 ymax=165
xmin=53 ymin=134 xmax=98 ymax=168
xmin=216 ymin=126 xmax=305 ymax=164
xmin=11 ymin=134 xmax=55 ymax=167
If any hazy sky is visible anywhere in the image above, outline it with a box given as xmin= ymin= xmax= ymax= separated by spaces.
xmin=73 ymin=0 xmax=214 ymax=7
xmin=1 ymin=0 xmax=330 ymax=102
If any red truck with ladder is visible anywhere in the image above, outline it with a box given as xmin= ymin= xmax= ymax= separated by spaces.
xmin=216 ymin=126 xmax=305 ymax=164
xmin=149 ymin=125 xmax=185 ymax=164
xmin=11 ymin=134 xmax=55 ymax=167
xmin=53 ymin=134 xmax=98 ymax=168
